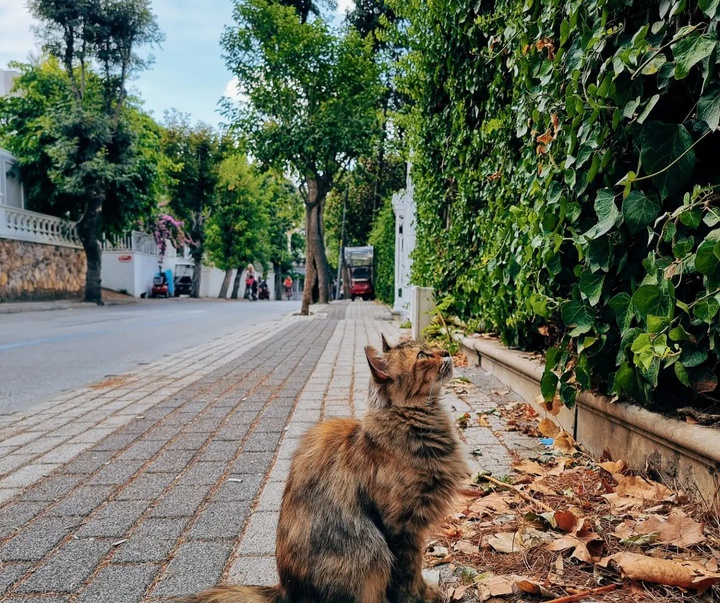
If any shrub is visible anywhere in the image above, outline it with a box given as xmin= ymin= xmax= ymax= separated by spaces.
xmin=396 ymin=0 xmax=720 ymax=409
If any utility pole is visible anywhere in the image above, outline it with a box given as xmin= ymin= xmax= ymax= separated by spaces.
xmin=335 ymin=184 xmax=348 ymax=300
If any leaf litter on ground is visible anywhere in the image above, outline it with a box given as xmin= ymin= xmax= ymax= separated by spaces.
xmin=426 ymin=402 xmax=720 ymax=603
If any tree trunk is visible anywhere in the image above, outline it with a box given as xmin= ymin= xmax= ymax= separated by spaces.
xmin=231 ymin=268 xmax=243 ymax=299
xmin=191 ymin=247 xmax=203 ymax=298
xmin=219 ymin=268 xmax=233 ymax=298
xmin=312 ymin=201 xmax=330 ymax=304
xmin=76 ymin=196 xmax=104 ymax=305
xmin=273 ymin=260 xmax=282 ymax=300
xmin=301 ymin=209 xmax=315 ymax=315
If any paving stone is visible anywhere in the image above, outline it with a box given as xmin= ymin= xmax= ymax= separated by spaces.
xmin=145 ymin=449 xmax=196 ymax=473
xmin=227 ymin=555 xmax=278 ymax=586
xmin=15 ymin=538 xmax=113 ymax=593
xmin=57 ymin=450 xmax=114 ymax=475
xmin=1 ymin=464 xmax=60 ymax=489
xmin=150 ymin=486 xmax=209 ymax=518
xmin=148 ymin=541 xmax=234 ymax=599
xmin=112 ymin=517 xmax=189 ymax=563
xmin=17 ymin=475 xmax=83 ymax=502
xmin=114 ymin=439 xmax=168 ymax=461
xmin=176 ymin=462 xmax=227 ymax=486
xmin=242 ymin=430 xmax=283 ymax=453
xmin=255 ymin=481 xmax=285 ymax=513
xmin=212 ymin=474 xmax=264 ymax=503
xmin=164 ymin=432 xmax=208 ymax=451
xmin=43 ymin=486 xmax=115 ymax=517
xmin=186 ymin=501 xmax=252 ymax=540
xmin=0 ymin=501 xmax=47 ymax=539
xmin=196 ymin=440 xmax=242 ymax=461
xmin=76 ymin=500 xmax=148 ymax=538
xmin=75 ymin=563 xmax=159 ymax=603
xmin=115 ymin=472 xmax=177 ymax=500
xmin=85 ymin=460 xmax=145 ymax=486
xmin=0 ymin=516 xmax=82 ymax=562
xmin=0 ymin=562 xmax=31 ymax=594
xmin=231 ymin=452 xmax=275 ymax=474
xmin=237 ymin=511 xmax=278 ymax=555
xmin=92 ymin=431 xmax=141 ymax=452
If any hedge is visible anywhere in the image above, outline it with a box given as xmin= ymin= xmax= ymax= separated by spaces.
xmin=396 ymin=0 xmax=720 ymax=409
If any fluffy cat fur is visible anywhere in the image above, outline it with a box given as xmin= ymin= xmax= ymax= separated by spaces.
xmin=180 ymin=335 xmax=468 ymax=603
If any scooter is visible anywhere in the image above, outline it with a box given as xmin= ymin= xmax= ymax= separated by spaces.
xmin=258 ymin=279 xmax=270 ymax=300
xmin=244 ymin=276 xmax=258 ymax=301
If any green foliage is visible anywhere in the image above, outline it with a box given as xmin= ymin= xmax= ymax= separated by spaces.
xmin=395 ymin=0 xmax=720 ymax=409
xmin=368 ymin=196 xmax=396 ymax=304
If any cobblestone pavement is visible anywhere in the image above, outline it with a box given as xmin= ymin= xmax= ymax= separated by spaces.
xmin=0 ymin=302 xmax=534 ymax=602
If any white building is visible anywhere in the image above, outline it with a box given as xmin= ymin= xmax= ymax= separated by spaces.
xmin=0 ymin=68 xmax=19 ymax=97
xmin=391 ymin=164 xmax=416 ymax=320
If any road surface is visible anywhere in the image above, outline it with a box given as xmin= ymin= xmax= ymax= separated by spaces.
xmin=0 ymin=299 xmax=300 ymax=415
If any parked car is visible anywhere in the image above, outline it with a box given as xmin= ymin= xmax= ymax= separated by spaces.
xmin=174 ymin=275 xmax=192 ymax=296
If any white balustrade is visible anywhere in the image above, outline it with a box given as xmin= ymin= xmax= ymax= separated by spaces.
xmin=0 ymin=205 xmax=81 ymax=248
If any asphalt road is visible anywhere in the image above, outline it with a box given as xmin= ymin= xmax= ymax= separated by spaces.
xmin=0 ymin=298 xmax=300 ymax=415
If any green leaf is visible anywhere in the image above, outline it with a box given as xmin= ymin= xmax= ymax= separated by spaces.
xmin=622 ymin=191 xmax=661 ymax=234
xmin=669 ymin=325 xmax=693 ymax=341
xmin=695 ymin=238 xmax=720 ymax=276
xmin=631 ymin=284 xmax=673 ymax=319
xmin=698 ymin=83 xmax=720 ymax=132
xmin=699 ymin=0 xmax=720 ymax=17
xmin=672 ymin=33 xmax=717 ymax=80
xmin=541 ymin=370 xmax=559 ymax=400
xmin=583 ymin=189 xmax=619 ymax=239
xmin=637 ymin=94 xmax=660 ymax=124
xmin=639 ymin=122 xmax=696 ymax=199
xmin=680 ymin=344 xmax=709 ymax=367
xmin=609 ymin=293 xmax=633 ymax=330
xmin=641 ymin=55 xmax=667 ymax=76
xmin=579 ymin=270 xmax=605 ymax=306
xmin=675 ymin=361 xmax=692 ymax=386
xmin=694 ymin=297 xmax=720 ymax=323
xmin=561 ymin=300 xmax=594 ymax=328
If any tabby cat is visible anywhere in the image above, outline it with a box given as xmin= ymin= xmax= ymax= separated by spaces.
xmin=181 ymin=335 xmax=468 ymax=603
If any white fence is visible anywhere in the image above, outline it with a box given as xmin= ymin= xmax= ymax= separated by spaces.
xmin=0 ymin=205 xmax=81 ymax=248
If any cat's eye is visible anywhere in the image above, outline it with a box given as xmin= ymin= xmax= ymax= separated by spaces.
xmin=417 ymin=351 xmax=428 ymax=359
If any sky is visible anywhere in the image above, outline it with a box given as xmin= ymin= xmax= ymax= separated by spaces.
xmin=0 ymin=0 xmax=354 ymax=129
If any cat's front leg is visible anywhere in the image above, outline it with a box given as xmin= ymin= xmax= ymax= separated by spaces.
xmin=387 ymin=537 xmax=442 ymax=603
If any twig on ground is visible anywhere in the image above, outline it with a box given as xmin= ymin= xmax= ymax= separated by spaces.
xmin=542 ymin=583 xmax=620 ymax=603
xmin=478 ymin=473 xmax=555 ymax=513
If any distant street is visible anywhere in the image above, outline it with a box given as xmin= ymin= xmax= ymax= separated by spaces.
xmin=0 ymin=299 xmax=300 ymax=415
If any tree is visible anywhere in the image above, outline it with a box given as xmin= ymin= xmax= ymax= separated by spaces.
xmin=221 ymin=0 xmax=384 ymax=314
xmin=276 ymin=0 xmax=336 ymax=24
xmin=162 ymin=113 xmax=225 ymax=298
xmin=205 ymin=153 xmax=269 ymax=298
xmin=25 ymin=0 xmax=162 ymax=304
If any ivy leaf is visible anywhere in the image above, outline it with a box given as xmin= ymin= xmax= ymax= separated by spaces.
xmin=698 ymin=83 xmax=720 ymax=131
xmin=694 ymin=297 xmax=720 ymax=323
xmin=639 ymin=122 xmax=696 ymax=199
xmin=583 ymin=189 xmax=619 ymax=239
xmin=672 ymin=33 xmax=717 ymax=79
xmin=681 ymin=344 xmax=709 ymax=367
xmin=609 ymin=293 xmax=633 ymax=330
xmin=688 ymin=367 xmax=718 ymax=393
xmin=622 ymin=191 xmax=661 ymax=234
xmin=631 ymin=284 xmax=673 ymax=319
xmin=699 ymin=0 xmax=720 ymax=19
xmin=579 ymin=270 xmax=605 ymax=306
xmin=541 ymin=370 xmax=559 ymax=400
xmin=561 ymin=300 xmax=594 ymax=329
xmin=695 ymin=237 xmax=720 ymax=276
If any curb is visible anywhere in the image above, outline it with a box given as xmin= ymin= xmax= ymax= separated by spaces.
xmin=458 ymin=334 xmax=720 ymax=508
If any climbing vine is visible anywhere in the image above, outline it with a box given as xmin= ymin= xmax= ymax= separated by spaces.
xmin=395 ymin=0 xmax=720 ymax=408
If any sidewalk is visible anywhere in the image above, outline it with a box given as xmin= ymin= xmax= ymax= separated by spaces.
xmin=0 ymin=301 xmax=528 ymax=602
xmin=0 ymin=290 xmax=138 ymax=314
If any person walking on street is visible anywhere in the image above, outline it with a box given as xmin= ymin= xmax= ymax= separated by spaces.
xmin=283 ymin=275 xmax=293 ymax=300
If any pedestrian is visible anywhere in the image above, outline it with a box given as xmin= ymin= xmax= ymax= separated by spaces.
xmin=245 ymin=264 xmax=257 ymax=301
xmin=283 ymin=275 xmax=293 ymax=300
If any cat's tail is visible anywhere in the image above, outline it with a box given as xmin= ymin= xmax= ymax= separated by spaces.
xmin=176 ymin=584 xmax=284 ymax=603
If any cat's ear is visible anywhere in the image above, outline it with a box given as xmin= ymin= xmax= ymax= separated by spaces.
xmin=365 ymin=346 xmax=391 ymax=383
xmin=381 ymin=334 xmax=393 ymax=353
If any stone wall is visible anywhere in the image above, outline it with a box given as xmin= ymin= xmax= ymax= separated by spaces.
xmin=0 ymin=238 xmax=86 ymax=302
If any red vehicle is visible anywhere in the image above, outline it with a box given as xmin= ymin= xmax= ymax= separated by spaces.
xmin=151 ymin=273 xmax=169 ymax=298
xmin=344 ymin=246 xmax=375 ymax=301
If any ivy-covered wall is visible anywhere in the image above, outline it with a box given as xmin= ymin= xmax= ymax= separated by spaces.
xmin=398 ymin=0 xmax=720 ymax=408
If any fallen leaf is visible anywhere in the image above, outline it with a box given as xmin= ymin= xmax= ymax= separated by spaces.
xmin=454 ymin=540 xmax=478 ymax=555
xmin=475 ymin=575 xmax=514 ymax=601
xmin=512 ymin=459 xmax=545 ymax=476
xmin=468 ymin=492 xmax=512 ymax=517
xmin=614 ymin=508 xmax=705 ymax=548
xmin=488 ymin=528 xmax=553 ymax=553
xmin=513 ymin=578 xmax=560 ymax=598
xmin=546 ymin=518 xmax=603 ymax=563
xmin=604 ymin=552 xmax=720 ymax=591
xmin=599 ymin=459 xmax=627 ymax=474
xmin=614 ymin=475 xmax=675 ymax=501
xmin=553 ymin=430 xmax=578 ymax=454
xmin=554 ymin=509 xmax=579 ymax=532
xmin=538 ymin=418 xmax=560 ymax=438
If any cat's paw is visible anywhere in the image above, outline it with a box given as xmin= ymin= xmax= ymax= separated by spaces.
xmin=421 ymin=582 xmax=443 ymax=603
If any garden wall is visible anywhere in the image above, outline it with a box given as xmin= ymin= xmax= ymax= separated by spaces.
xmin=0 ymin=238 xmax=85 ymax=302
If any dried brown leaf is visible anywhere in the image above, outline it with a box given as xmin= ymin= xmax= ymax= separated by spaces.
xmin=538 ymin=418 xmax=560 ymax=438
xmin=604 ymin=552 xmax=720 ymax=591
